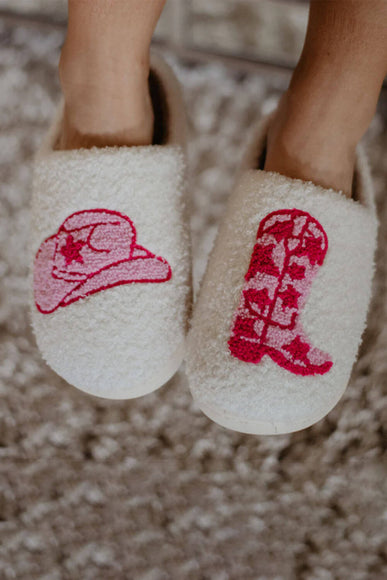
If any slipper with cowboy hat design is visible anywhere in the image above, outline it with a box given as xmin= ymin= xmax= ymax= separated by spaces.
xmin=30 ymin=54 xmax=191 ymax=399
xmin=186 ymin=110 xmax=378 ymax=435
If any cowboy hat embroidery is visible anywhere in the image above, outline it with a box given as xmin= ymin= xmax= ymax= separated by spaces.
xmin=34 ymin=209 xmax=172 ymax=314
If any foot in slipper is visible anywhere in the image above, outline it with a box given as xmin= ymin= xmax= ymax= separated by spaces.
xmin=30 ymin=55 xmax=191 ymax=399
xmin=186 ymin=112 xmax=378 ymax=435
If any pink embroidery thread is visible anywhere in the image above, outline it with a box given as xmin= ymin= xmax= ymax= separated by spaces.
xmin=34 ymin=209 xmax=172 ymax=314
xmin=228 ymin=209 xmax=333 ymax=376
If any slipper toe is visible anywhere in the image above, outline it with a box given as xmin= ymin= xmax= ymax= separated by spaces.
xmin=186 ymin=115 xmax=378 ymax=434
xmin=30 ymin=56 xmax=191 ymax=399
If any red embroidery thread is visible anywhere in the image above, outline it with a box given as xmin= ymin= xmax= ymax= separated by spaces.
xmin=34 ymin=209 xmax=172 ymax=314
xmin=228 ymin=208 xmax=333 ymax=376
xmin=60 ymin=234 xmax=86 ymax=265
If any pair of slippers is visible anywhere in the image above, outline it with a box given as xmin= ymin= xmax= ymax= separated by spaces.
xmin=30 ymin=54 xmax=378 ymax=435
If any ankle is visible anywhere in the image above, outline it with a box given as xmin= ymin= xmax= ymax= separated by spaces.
xmin=58 ymin=46 xmax=153 ymax=149
xmin=264 ymin=90 xmax=362 ymax=196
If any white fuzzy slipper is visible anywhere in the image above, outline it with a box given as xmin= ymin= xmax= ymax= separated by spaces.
xmin=30 ymin=54 xmax=191 ymax=399
xmin=186 ymin=112 xmax=378 ymax=434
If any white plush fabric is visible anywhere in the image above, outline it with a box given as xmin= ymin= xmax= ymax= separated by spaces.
xmin=30 ymin=58 xmax=191 ymax=399
xmin=186 ymin=116 xmax=378 ymax=434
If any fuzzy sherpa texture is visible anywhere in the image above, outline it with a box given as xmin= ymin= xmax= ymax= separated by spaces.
xmin=30 ymin=55 xmax=191 ymax=399
xmin=186 ymin=116 xmax=378 ymax=434
xmin=31 ymin=145 xmax=190 ymax=398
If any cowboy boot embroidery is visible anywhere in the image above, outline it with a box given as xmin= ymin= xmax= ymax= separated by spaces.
xmin=228 ymin=208 xmax=333 ymax=376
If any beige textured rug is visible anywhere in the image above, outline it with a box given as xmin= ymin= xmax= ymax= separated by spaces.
xmin=0 ymin=18 xmax=386 ymax=580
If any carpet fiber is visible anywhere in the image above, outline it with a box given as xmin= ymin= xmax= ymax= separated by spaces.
xmin=0 ymin=18 xmax=386 ymax=580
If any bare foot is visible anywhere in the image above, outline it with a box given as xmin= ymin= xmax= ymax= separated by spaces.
xmin=57 ymin=0 xmax=166 ymax=150
xmin=264 ymin=91 xmax=357 ymax=198
xmin=264 ymin=0 xmax=387 ymax=198
xmin=59 ymin=52 xmax=154 ymax=150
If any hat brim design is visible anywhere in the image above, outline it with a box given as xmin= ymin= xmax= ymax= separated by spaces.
xmin=34 ymin=210 xmax=172 ymax=314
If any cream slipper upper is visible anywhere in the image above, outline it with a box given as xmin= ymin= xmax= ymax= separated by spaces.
xmin=186 ymin=113 xmax=378 ymax=434
xmin=30 ymin=55 xmax=191 ymax=399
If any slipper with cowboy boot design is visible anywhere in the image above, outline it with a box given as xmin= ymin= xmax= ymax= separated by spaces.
xmin=186 ymin=111 xmax=378 ymax=434
xmin=30 ymin=54 xmax=191 ymax=399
